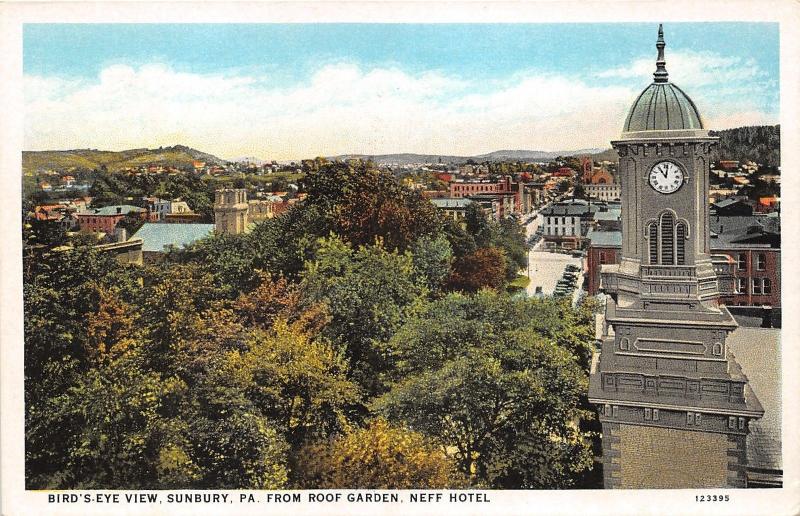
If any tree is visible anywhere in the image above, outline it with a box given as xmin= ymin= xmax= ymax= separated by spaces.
xmin=301 ymin=235 xmax=426 ymax=396
xmin=447 ymin=247 xmax=507 ymax=292
xmin=410 ymin=233 xmax=453 ymax=295
xmin=294 ymin=419 xmax=464 ymax=489
xmin=228 ymin=321 xmax=361 ymax=448
xmin=302 ymin=162 xmax=441 ymax=251
xmin=375 ymin=291 xmax=596 ymax=488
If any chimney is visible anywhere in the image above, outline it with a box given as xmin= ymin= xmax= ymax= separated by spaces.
xmin=116 ymin=207 xmax=122 ymax=214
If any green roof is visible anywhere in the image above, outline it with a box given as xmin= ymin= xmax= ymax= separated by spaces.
xmin=80 ymin=205 xmax=145 ymax=216
xmin=133 ymin=223 xmax=214 ymax=252
xmin=623 ymin=82 xmax=703 ymax=133
xmin=587 ymin=230 xmax=622 ymax=247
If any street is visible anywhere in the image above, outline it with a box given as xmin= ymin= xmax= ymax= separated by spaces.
xmin=523 ymin=212 xmax=583 ymax=302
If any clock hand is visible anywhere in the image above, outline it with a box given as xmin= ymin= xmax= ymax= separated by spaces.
xmin=661 ymin=165 xmax=668 ymax=178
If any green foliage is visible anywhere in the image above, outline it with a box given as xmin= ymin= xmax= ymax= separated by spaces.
xmin=375 ymin=291 xmax=596 ymax=488
xmin=410 ymin=233 xmax=453 ymax=295
xmin=711 ymin=124 xmax=780 ymax=167
xmin=229 ymin=321 xmax=361 ymax=447
xmin=302 ymin=235 xmax=426 ymax=396
xmin=24 ymin=154 xmax=600 ymax=490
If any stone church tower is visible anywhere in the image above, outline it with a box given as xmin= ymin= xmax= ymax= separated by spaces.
xmin=214 ymin=188 xmax=249 ymax=235
xmin=588 ymin=25 xmax=763 ymax=488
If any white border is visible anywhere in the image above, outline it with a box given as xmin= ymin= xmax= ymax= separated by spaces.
xmin=2 ymin=2 xmax=799 ymax=515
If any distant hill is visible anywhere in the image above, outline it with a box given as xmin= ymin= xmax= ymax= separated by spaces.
xmin=22 ymin=145 xmax=227 ymax=175
xmin=710 ymin=125 xmax=780 ymax=168
xmin=330 ymin=148 xmax=607 ymax=166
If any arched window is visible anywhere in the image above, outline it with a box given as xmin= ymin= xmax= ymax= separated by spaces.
xmin=648 ymin=212 xmax=688 ymax=265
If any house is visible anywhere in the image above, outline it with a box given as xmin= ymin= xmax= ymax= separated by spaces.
xmin=711 ymin=197 xmax=754 ymax=216
xmin=538 ymin=199 xmax=600 ymax=249
xmin=430 ymin=198 xmax=474 ymax=221
xmin=584 ymin=183 xmax=621 ymax=201
xmin=75 ymin=205 xmax=146 ymax=234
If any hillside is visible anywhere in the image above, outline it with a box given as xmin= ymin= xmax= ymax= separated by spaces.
xmin=22 ymin=145 xmax=227 ymax=175
xmin=710 ymin=125 xmax=780 ymax=168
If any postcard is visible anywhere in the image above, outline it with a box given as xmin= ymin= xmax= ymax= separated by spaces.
xmin=1 ymin=1 xmax=799 ymax=515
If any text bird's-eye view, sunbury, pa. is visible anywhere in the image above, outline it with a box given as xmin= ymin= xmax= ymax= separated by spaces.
xmin=21 ymin=22 xmax=781 ymax=496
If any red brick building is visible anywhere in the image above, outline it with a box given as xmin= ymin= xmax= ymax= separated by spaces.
xmin=76 ymin=205 xmax=147 ymax=234
xmin=586 ymin=230 xmax=621 ymax=295
xmin=449 ymin=176 xmax=522 ymax=216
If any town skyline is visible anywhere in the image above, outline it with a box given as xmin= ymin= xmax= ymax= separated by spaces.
xmin=24 ymin=23 xmax=779 ymax=160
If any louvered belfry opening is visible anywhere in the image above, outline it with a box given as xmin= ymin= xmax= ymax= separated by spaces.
xmin=660 ymin=212 xmax=675 ymax=265
xmin=676 ymin=222 xmax=687 ymax=265
xmin=648 ymin=222 xmax=658 ymax=264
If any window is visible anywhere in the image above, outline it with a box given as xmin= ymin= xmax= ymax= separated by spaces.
xmin=752 ymin=278 xmax=762 ymax=295
xmin=737 ymin=253 xmax=747 ymax=271
xmin=686 ymin=412 xmax=694 ymax=425
xmin=735 ymin=277 xmax=745 ymax=294
xmin=738 ymin=417 xmax=745 ymax=430
xmin=644 ymin=408 xmax=652 ymax=420
xmin=653 ymin=409 xmax=659 ymax=421
xmin=604 ymin=404 xmax=611 ymax=417
xmin=612 ymin=405 xmax=619 ymax=417
xmin=756 ymin=253 xmax=766 ymax=271
xmin=728 ymin=416 xmax=736 ymax=429
xmin=600 ymin=252 xmax=607 ymax=265
xmin=763 ymin=278 xmax=772 ymax=295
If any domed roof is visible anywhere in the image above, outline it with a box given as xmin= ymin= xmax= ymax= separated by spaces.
xmin=623 ymin=82 xmax=703 ymax=132
xmin=620 ymin=25 xmax=706 ymax=138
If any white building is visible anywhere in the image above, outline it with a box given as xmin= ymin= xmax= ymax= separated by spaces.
xmin=584 ymin=183 xmax=621 ymax=201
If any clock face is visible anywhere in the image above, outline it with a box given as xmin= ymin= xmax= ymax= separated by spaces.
xmin=649 ymin=161 xmax=685 ymax=194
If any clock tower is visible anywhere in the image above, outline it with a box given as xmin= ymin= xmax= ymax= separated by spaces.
xmin=588 ymin=25 xmax=763 ymax=489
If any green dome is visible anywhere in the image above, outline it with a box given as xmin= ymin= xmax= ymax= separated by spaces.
xmin=620 ymin=24 xmax=706 ymax=138
xmin=623 ymin=82 xmax=703 ymax=132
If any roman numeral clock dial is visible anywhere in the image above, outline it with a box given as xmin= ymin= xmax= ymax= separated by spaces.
xmin=648 ymin=161 xmax=685 ymax=194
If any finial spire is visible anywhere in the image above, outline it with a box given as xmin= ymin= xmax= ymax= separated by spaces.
xmin=654 ymin=23 xmax=669 ymax=83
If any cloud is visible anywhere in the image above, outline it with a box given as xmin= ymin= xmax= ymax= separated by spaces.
xmin=25 ymin=60 xmax=777 ymax=160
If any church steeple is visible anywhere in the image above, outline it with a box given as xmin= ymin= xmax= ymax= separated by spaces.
xmin=653 ymin=23 xmax=669 ymax=83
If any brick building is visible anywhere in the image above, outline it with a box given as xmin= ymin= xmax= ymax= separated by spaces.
xmin=76 ymin=205 xmax=147 ymax=234
xmin=449 ymin=175 xmax=526 ymax=216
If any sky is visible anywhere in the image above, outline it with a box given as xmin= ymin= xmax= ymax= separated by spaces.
xmin=23 ymin=23 xmax=780 ymax=160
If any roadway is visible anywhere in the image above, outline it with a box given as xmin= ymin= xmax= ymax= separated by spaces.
xmin=522 ymin=205 xmax=584 ymax=302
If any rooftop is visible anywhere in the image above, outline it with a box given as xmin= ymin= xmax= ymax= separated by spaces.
xmin=430 ymin=198 xmax=473 ymax=209
xmin=588 ymin=230 xmax=622 ymax=247
xmin=726 ymin=326 xmax=782 ymax=478
xmin=133 ymin=223 xmax=215 ymax=252
xmin=78 ymin=205 xmax=145 ymax=216
xmin=709 ymin=215 xmax=781 ymax=249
